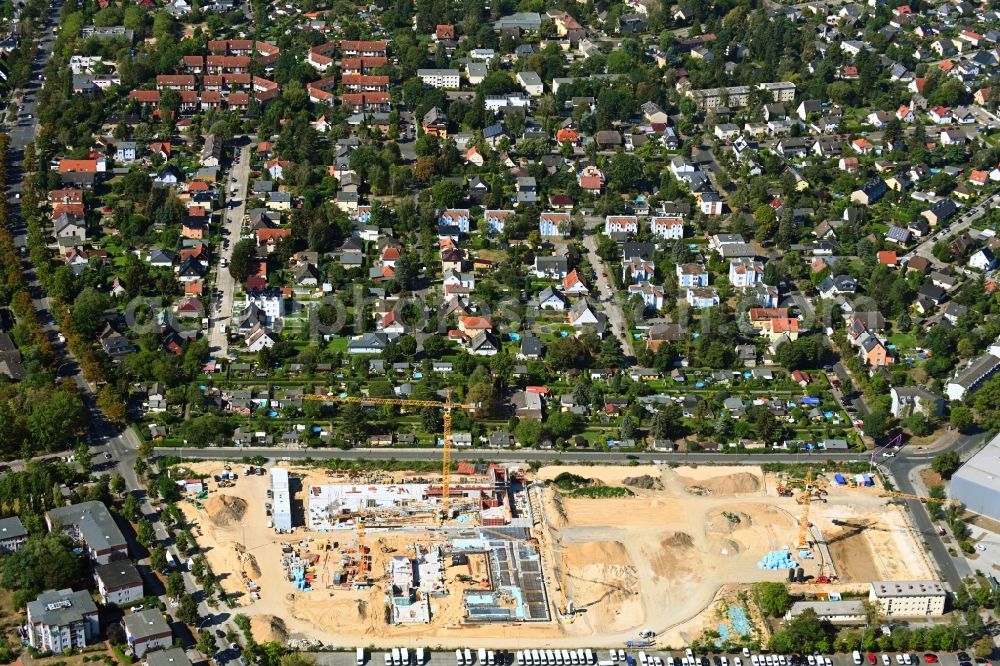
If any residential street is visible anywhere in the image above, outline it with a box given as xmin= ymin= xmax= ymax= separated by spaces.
xmin=903 ymin=190 xmax=1000 ymax=269
xmin=582 ymin=232 xmax=635 ymax=358
xmin=207 ymin=135 xmax=254 ymax=358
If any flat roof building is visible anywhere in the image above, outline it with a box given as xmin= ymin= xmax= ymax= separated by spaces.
xmin=786 ymin=600 xmax=866 ymax=624
xmin=0 ymin=516 xmax=28 ymax=553
xmin=124 ymin=609 xmax=173 ymax=657
xmin=46 ymin=501 xmax=128 ymax=564
xmin=271 ymin=467 xmax=292 ymax=532
xmin=868 ymin=580 xmax=947 ymax=617
xmin=950 ymin=432 xmax=1000 ymax=520
xmin=26 ymin=588 xmax=99 ymax=652
xmin=94 ymin=560 xmax=144 ymax=606
xmin=145 ymin=647 xmax=193 ymax=666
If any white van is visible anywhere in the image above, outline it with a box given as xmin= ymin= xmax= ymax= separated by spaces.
xmin=356 ymin=648 xmax=365 ymax=666
xmin=416 ymin=649 xmax=425 ymax=666
xmin=392 ymin=649 xmax=401 ymax=666
xmin=465 ymin=649 xmax=472 ymax=666
xmin=853 ymin=652 xmax=862 ymax=666
xmin=488 ymin=652 xmax=496 ymax=666
xmin=585 ymin=650 xmax=594 ymax=664
xmin=517 ymin=652 xmax=525 ymax=666
xmin=479 ymin=649 xmax=487 ymax=665
xmin=457 ymin=650 xmax=464 ymax=665
xmin=384 ymin=656 xmax=391 ymax=666
xmin=401 ymin=649 xmax=409 ymax=666
xmin=639 ymin=653 xmax=648 ymax=666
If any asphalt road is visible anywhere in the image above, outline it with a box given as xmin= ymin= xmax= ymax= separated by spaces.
xmin=581 ymin=233 xmax=636 ymax=358
xmin=156 ymin=446 xmax=871 ymax=464
xmin=207 ymin=137 xmax=254 ymax=358
xmin=881 ymin=432 xmax=988 ymax=591
xmin=903 ymin=190 xmax=999 ymax=269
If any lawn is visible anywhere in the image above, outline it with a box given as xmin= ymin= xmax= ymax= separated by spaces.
xmin=887 ymin=332 xmax=918 ymax=350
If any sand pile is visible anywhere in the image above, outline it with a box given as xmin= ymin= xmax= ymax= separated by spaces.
xmin=682 ymin=472 xmax=760 ymax=495
xmin=233 ymin=543 xmax=262 ymax=578
xmin=623 ymin=475 xmax=663 ymax=490
xmin=205 ymin=495 xmax=247 ymax=526
xmin=563 ymin=541 xmax=640 ymax=632
xmin=646 ymin=531 xmax=697 ymax=581
xmin=251 ymin=615 xmax=288 ymax=644
xmin=565 ymin=540 xmax=631 ymax=569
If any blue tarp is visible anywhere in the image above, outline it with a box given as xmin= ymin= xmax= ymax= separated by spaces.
xmin=834 ymin=473 xmax=847 ymax=485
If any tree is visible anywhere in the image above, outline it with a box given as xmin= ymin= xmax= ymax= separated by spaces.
xmin=150 ymin=545 xmax=168 ymax=573
xmin=753 ymin=205 xmax=778 ymax=242
xmin=111 ymin=473 xmax=126 ymax=496
xmin=123 ymin=493 xmax=142 ymax=521
xmin=71 ymin=287 xmax=109 ymax=338
xmin=74 ymin=441 xmax=90 ymax=467
xmin=754 ymin=582 xmax=791 ymax=617
xmin=768 ymin=608 xmax=830 ymax=653
xmin=28 ymin=390 xmax=86 ymax=452
xmin=514 ymin=419 xmax=544 ymax=447
xmin=606 ymin=152 xmax=644 ymax=192
xmin=597 ymin=336 xmax=625 ymax=368
xmin=136 ymin=518 xmax=155 ymax=547
xmin=972 ymin=636 xmax=994 ymax=660
xmin=931 ymin=451 xmax=961 ymax=479
xmin=229 ymin=239 xmax=257 ymax=283
xmin=198 ymin=630 xmax=218 ymax=656
xmin=862 ymin=409 xmax=891 ymax=440
xmin=949 ymin=405 xmax=974 ymax=432
xmin=280 ymin=654 xmax=317 ymax=666
xmin=619 ymin=415 xmax=636 ymax=440
xmin=177 ymin=593 xmax=199 ymax=625
xmin=167 ymin=572 xmax=186 ymax=599
xmin=0 ymin=534 xmax=83 ymax=604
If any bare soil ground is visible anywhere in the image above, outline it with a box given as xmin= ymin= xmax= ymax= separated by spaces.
xmin=178 ymin=462 xmax=933 ymax=649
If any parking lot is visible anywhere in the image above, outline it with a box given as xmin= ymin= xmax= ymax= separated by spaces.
xmin=310 ymin=651 xmax=983 ymax=666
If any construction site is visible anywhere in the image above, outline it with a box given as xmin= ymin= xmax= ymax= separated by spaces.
xmin=174 ymin=456 xmax=938 ymax=649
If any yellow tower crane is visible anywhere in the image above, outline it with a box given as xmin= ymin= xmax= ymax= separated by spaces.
xmin=302 ymin=392 xmax=478 ymax=521
xmin=796 ymin=469 xmax=817 ymax=549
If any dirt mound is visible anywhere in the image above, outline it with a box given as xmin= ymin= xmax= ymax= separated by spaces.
xmin=546 ymin=488 xmax=568 ymax=529
xmin=205 ymin=494 xmax=247 ymax=526
xmin=233 ymin=543 xmax=262 ymax=578
xmin=565 ymin=540 xmax=631 ymax=569
xmin=683 ymin=472 xmax=761 ymax=495
xmin=250 ymin=615 xmax=288 ymax=644
xmin=707 ymin=510 xmax=753 ymax=535
xmin=623 ymin=475 xmax=663 ymax=490
xmin=662 ymin=531 xmax=695 ymax=548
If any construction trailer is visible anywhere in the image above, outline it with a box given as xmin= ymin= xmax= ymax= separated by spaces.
xmin=271 ymin=468 xmax=292 ymax=532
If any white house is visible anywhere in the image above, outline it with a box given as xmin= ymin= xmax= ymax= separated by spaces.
xmin=686 ymin=287 xmax=720 ymax=308
xmin=484 ymin=209 xmax=513 ymax=234
xmin=539 ymin=212 xmax=571 ymax=237
xmin=889 ymin=386 xmax=944 ymax=418
xmin=516 ymin=71 xmax=543 ymax=96
xmin=604 ymin=215 xmax=639 ymax=235
xmin=676 ymin=263 xmax=709 ymax=288
xmin=416 ymin=68 xmax=460 ymax=89
xmin=628 ymin=282 xmax=665 ymax=310
xmin=970 ymin=248 xmax=996 ymax=271
xmin=440 ymin=208 xmax=470 ymax=233
xmin=650 ymin=216 xmax=684 ymax=240
xmin=729 ymin=258 xmax=765 ymax=288
xmin=245 ymin=289 xmax=283 ymax=326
